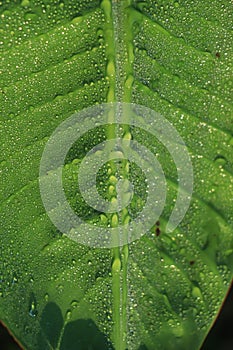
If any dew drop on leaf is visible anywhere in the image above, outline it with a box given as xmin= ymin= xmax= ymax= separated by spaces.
xmin=70 ymin=300 xmax=79 ymax=308
xmin=192 ymin=286 xmax=203 ymax=300
xmin=214 ymin=154 xmax=227 ymax=167
xmin=29 ymin=301 xmax=37 ymax=318
xmin=65 ymin=310 xmax=72 ymax=321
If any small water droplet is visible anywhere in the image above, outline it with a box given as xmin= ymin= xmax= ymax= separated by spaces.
xmin=29 ymin=301 xmax=37 ymax=318
xmin=192 ymin=307 xmax=198 ymax=316
xmin=24 ymin=325 xmax=30 ymax=334
xmin=24 ymin=12 xmax=38 ymax=21
xmin=21 ymin=0 xmax=30 ymax=6
xmin=214 ymin=155 xmax=227 ymax=166
xmin=70 ymin=300 xmax=79 ymax=308
xmin=57 ymin=284 xmax=64 ymax=293
xmin=12 ymin=275 xmax=18 ymax=285
xmin=29 ymin=276 xmax=34 ymax=283
xmin=229 ymin=138 xmax=233 ymax=146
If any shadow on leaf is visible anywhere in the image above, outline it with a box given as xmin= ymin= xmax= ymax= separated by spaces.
xmin=38 ymin=302 xmax=63 ymax=349
xmin=60 ymin=318 xmax=113 ymax=350
xmin=38 ymin=302 xmax=114 ymax=350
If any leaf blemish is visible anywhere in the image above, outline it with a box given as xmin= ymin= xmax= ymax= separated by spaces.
xmin=156 ymin=227 xmax=161 ymax=236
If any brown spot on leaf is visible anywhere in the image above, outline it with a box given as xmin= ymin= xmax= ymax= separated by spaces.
xmin=156 ymin=228 xmax=161 ymax=236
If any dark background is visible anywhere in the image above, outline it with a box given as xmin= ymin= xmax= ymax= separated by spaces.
xmin=0 ymin=283 xmax=232 ymax=350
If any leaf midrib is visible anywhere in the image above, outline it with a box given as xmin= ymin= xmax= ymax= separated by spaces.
xmin=101 ymin=0 xmax=141 ymax=348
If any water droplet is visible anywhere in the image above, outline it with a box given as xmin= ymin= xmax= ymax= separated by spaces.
xmin=192 ymin=286 xmax=203 ymax=299
xmin=199 ymin=272 xmax=205 ymax=280
xmin=24 ymin=12 xmax=38 ymax=21
xmin=57 ymin=284 xmax=64 ymax=293
xmin=70 ymin=300 xmax=79 ymax=308
xmin=12 ymin=275 xmax=18 ymax=285
xmin=24 ymin=325 xmax=30 ymax=334
xmin=100 ymin=214 xmax=108 ymax=224
xmin=29 ymin=301 xmax=37 ymax=317
xmin=192 ymin=307 xmax=198 ymax=316
xmin=65 ymin=310 xmax=72 ymax=321
xmin=111 ymin=213 xmax=118 ymax=227
xmin=112 ymin=258 xmax=121 ymax=273
xmin=229 ymin=137 xmax=233 ymax=146
xmin=21 ymin=0 xmax=30 ymax=6
xmin=214 ymin=155 xmax=227 ymax=166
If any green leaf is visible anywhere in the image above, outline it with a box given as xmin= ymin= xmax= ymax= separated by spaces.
xmin=0 ymin=1 xmax=232 ymax=350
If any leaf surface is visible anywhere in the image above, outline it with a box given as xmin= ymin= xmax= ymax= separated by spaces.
xmin=0 ymin=1 xmax=233 ymax=350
